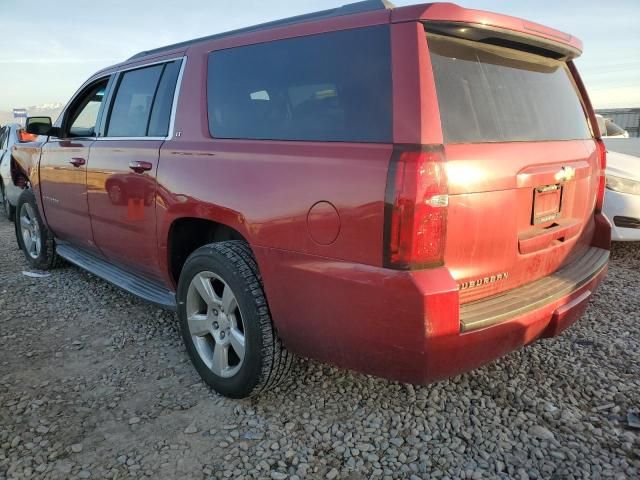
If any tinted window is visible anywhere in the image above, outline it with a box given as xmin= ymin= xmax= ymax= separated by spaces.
xmin=107 ymin=65 xmax=163 ymax=137
xmin=207 ymin=26 xmax=392 ymax=142
xmin=148 ymin=61 xmax=181 ymax=137
xmin=427 ymin=33 xmax=591 ymax=143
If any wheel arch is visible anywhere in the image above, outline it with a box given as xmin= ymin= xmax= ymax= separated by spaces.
xmin=166 ymin=216 xmax=251 ymax=287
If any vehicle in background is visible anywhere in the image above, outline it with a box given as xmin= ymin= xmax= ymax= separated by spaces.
xmin=603 ymin=150 xmax=640 ymax=240
xmin=0 ymin=123 xmax=32 ymax=220
xmin=597 ymin=113 xmax=640 ymax=159
xmin=12 ymin=1 xmax=610 ymax=398
xmin=596 ymin=114 xmax=629 ymax=138
xmin=593 ymin=115 xmax=640 ymax=239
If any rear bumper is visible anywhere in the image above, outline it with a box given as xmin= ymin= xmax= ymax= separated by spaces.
xmin=422 ymin=249 xmax=607 ymax=383
xmin=257 ymin=243 xmax=609 ymax=385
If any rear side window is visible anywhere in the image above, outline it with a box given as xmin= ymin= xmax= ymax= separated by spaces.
xmin=207 ymin=25 xmax=392 ymax=143
xmin=106 ymin=61 xmax=181 ymax=138
xmin=148 ymin=61 xmax=181 ymax=137
xmin=427 ymin=33 xmax=591 ymax=143
xmin=107 ymin=65 xmax=163 ymax=137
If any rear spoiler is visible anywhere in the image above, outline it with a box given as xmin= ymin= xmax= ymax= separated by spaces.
xmin=393 ymin=3 xmax=582 ymax=60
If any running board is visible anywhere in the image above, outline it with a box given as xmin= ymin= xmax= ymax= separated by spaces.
xmin=56 ymin=244 xmax=177 ymax=311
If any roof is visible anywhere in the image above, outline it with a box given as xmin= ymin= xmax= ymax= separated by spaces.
xmin=128 ymin=0 xmax=395 ymax=61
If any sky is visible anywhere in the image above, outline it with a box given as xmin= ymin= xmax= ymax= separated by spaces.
xmin=1 ymin=0 xmax=639 ymax=111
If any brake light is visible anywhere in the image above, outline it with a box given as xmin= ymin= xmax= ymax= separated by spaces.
xmin=595 ymin=138 xmax=607 ymax=213
xmin=384 ymin=145 xmax=448 ymax=269
xmin=17 ymin=129 xmax=39 ymax=142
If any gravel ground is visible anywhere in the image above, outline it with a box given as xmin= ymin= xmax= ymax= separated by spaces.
xmin=0 ymin=214 xmax=639 ymax=480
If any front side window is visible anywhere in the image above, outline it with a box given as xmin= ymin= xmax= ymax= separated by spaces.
xmin=207 ymin=25 xmax=392 ymax=143
xmin=66 ymin=80 xmax=108 ymax=138
xmin=427 ymin=32 xmax=592 ymax=143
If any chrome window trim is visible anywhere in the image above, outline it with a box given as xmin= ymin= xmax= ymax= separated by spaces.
xmin=96 ymin=56 xmax=186 ymax=142
xmin=95 ymin=136 xmax=167 ymax=141
xmin=116 ymin=56 xmax=184 ymax=73
xmin=166 ymin=57 xmax=187 ymax=140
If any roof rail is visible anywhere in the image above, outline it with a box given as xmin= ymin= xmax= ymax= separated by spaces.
xmin=128 ymin=0 xmax=395 ymax=61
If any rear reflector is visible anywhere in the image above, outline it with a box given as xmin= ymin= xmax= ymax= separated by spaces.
xmin=384 ymin=145 xmax=448 ymax=269
xmin=595 ymin=139 xmax=607 ymax=213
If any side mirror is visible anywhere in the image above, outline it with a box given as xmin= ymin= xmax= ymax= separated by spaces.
xmin=25 ymin=116 xmax=53 ymax=135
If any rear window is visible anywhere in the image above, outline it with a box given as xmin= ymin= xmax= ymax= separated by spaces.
xmin=427 ymin=33 xmax=591 ymax=143
xmin=207 ymin=25 xmax=392 ymax=143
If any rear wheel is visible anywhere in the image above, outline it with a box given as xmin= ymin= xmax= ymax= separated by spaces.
xmin=177 ymin=241 xmax=292 ymax=398
xmin=15 ymin=189 xmax=63 ymax=270
xmin=1 ymin=183 xmax=15 ymax=221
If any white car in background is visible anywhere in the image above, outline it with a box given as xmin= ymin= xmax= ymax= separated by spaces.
xmin=596 ymin=114 xmax=630 ymax=139
xmin=0 ymin=124 xmax=19 ymax=220
xmin=597 ymin=115 xmax=640 ymax=241
xmin=0 ymin=123 xmax=37 ymax=221
xmin=594 ymin=114 xmax=640 ymax=240
xmin=604 ymin=152 xmax=640 ymax=241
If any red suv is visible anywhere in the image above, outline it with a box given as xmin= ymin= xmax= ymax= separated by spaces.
xmin=13 ymin=1 xmax=610 ymax=398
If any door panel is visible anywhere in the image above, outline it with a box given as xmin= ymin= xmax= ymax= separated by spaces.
xmin=87 ymin=140 xmax=163 ymax=280
xmin=39 ymin=139 xmax=95 ymax=249
xmin=38 ymin=76 xmax=110 ymax=251
xmin=85 ymin=60 xmax=182 ymax=281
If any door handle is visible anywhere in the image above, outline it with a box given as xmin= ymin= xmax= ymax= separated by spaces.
xmin=69 ymin=157 xmax=86 ymax=167
xmin=128 ymin=161 xmax=153 ymax=174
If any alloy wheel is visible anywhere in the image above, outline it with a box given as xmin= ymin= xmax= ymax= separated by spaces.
xmin=186 ymin=271 xmax=246 ymax=378
xmin=19 ymin=203 xmax=41 ymax=259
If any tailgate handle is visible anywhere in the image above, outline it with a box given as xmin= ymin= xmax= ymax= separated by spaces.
xmin=129 ymin=161 xmax=153 ymax=174
xmin=518 ymin=219 xmax=582 ymax=254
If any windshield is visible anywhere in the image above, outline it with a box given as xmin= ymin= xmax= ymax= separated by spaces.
xmin=427 ymin=33 xmax=592 ymax=144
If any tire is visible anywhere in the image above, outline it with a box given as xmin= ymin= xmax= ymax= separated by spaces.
xmin=1 ymin=183 xmax=15 ymax=221
xmin=177 ymin=240 xmax=292 ymax=398
xmin=15 ymin=189 xmax=63 ymax=270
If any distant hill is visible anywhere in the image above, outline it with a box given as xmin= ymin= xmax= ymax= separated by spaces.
xmin=0 ymin=103 xmax=64 ymax=127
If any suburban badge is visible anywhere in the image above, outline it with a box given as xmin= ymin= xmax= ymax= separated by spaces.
xmin=458 ymin=272 xmax=509 ymax=291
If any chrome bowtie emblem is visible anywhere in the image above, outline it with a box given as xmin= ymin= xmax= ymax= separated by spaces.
xmin=555 ymin=166 xmax=576 ymax=183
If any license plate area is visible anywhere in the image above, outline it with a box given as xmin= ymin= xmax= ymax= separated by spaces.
xmin=532 ymin=184 xmax=562 ymax=225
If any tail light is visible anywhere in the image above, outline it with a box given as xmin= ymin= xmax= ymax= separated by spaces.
xmin=17 ymin=129 xmax=39 ymax=143
xmin=384 ymin=144 xmax=448 ymax=269
xmin=595 ymin=138 xmax=607 ymax=213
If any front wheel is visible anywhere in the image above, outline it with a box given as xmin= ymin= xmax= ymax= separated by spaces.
xmin=177 ymin=241 xmax=292 ymax=398
xmin=15 ymin=189 xmax=63 ymax=270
